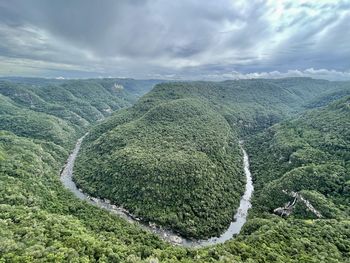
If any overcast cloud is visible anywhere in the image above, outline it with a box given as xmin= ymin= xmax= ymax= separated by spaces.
xmin=0 ymin=0 xmax=349 ymax=80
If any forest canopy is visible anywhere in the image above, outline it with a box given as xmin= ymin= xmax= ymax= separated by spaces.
xmin=0 ymin=77 xmax=350 ymax=262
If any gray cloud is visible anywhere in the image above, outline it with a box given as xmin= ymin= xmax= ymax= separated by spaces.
xmin=0 ymin=0 xmax=349 ymax=79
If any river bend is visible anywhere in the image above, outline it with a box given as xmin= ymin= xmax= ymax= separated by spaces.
xmin=60 ymin=135 xmax=254 ymax=248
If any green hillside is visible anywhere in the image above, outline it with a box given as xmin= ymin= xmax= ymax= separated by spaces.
xmin=0 ymin=94 xmax=78 ymax=148
xmin=0 ymin=78 xmax=176 ymax=262
xmin=0 ymin=131 xmax=171 ymax=262
xmin=74 ymin=78 xmax=350 ymax=239
xmin=75 ymin=98 xmax=244 ymax=238
xmin=247 ymin=96 xmax=350 ymax=219
xmin=1 ymin=78 xmax=350 ymax=262
xmin=0 ymin=78 xmax=159 ymax=147
xmin=0 ymin=79 xmax=160 ymax=127
xmin=130 ymin=78 xmax=350 ymax=134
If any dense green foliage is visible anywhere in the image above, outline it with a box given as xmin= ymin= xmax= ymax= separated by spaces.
xmin=0 ymin=131 xmax=169 ymax=262
xmin=0 ymin=78 xmax=160 ymax=125
xmin=0 ymin=78 xmax=159 ymax=147
xmin=128 ymin=78 xmax=350 ymax=135
xmin=1 ymin=77 xmax=350 ymax=262
xmin=247 ymin=96 xmax=350 ymax=219
xmin=0 ymin=94 xmax=77 ymax=148
xmin=75 ymin=98 xmax=244 ymax=238
xmin=1 ymin=130 xmax=349 ymax=262
xmin=75 ymin=77 xmax=350 ymax=239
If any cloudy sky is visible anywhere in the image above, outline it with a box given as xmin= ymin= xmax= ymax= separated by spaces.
xmin=0 ymin=0 xmax=349 ymax=80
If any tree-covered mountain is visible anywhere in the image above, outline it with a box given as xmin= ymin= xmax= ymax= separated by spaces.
xmin=247 ymin=96 xmax=350 ymax=219
xmin=74 ymin=77 xmax=350 ymax=239
xmin=1 ymin=77 xmax=350 ymax=262
xmin=75 ymin=97 xmax=245 ymax=238
xmin=126 ymin=78 xmax=350 ymax=135
xmin=0 ymin=78 xmax=161 ymax=147
xmin=0 ymin=78 xmax=175 ymax=262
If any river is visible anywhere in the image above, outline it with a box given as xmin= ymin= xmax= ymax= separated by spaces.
xmin=60 ymin=135 xmax=254 ymax=248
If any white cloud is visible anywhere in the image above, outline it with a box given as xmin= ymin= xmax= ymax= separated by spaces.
xmin=0 ymin=0 xmax=349 ymax=78
xmin=206 ymin=68 xmax=350 ymax=81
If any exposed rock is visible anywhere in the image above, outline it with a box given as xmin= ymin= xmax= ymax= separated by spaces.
xmin=274 ymin=190 xmax=322 ymax=218
xmin=169 ymin=235 xmax=182 ymax=244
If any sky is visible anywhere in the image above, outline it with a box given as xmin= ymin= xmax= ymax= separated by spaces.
xmin=0 ymin=0 xmax=349 ymax=80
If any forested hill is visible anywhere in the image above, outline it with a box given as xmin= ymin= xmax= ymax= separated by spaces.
xmin=1 ymin=77 xmax=350 ymax=261
xmin=247 ymin=96 xmax=350 ymax=219
xmin=130 ymin=78 xmax=350 ymax=134
xmin=1 ymin=78 xmax=178 ymax=262
xmin=0 ymin=78 xmax=161 ymax=148
xmin=74 ymin=77 xmax=350 ymax=239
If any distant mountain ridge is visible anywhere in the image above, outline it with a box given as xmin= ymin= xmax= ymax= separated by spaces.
xmin=0 ymin=78 xmax=162 ymax=148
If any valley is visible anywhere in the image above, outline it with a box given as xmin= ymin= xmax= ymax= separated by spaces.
xmin=61 ymin=135 xmax=254 ymax=247
xmin=1 ymin=77 xmax=349 ymax=262
xmin=73 ymin=77 xmax=350 ymax=239
xmin=2 ymin=2 xmax=350 ymax=261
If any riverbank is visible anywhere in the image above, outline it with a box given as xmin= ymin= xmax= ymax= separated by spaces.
xmin=60 ymin=136 xmax=254 ymax=248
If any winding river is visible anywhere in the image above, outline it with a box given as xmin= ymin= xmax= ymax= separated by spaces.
xmin=60 ymin=135 xmax=254 ymax=248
